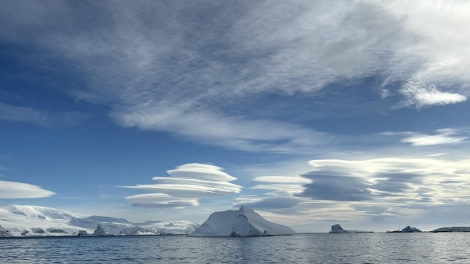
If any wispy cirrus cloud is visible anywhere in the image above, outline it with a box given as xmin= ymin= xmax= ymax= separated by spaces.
xmin=121 ymin=163 xmax=242 ymax=208
xmin=0 ymin=102 xmax=86 ymax=127
xmin=383 ymin=128 xmax=468 ymax=146
xmin=2 ymin=0 xmax=470 ymax=152
xmin=0 ymin=180 xmax=55 ymax=199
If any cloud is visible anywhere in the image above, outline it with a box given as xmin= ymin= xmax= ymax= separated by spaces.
xmin=251 ymin=176 xmax=310 ymax=195
xmin=381 ymin=0 xmax=470 ymax=106
xmin=113 ymin=107 xmax=330 ymax=153
xmin=235 ymin=196 xmax=302 ymax=210
xmin=124 ymin=193 xmax=198 ymax=208
xmin=397 ymin=82 xmax=467 ymax=108
xmin=2 ymin=0 xmax=470 ymax=152
xmin=299 ymin=173 xmax=373 ymax=201
xmin=234 ymin=175 xmax=309 ymax=211
xmin=383 ymin=128 xmax=468 ymax=146
xmin=0 ymin=102 xmax=86 ymax=127
xmin=0 ymin=180 xmax=55 ymax=199
xmin=425 ymin=153 xmax=448 ymax=157
xmin=120 ymin=163 xmax=242 ymax=208
xmin=297 ymin=158 xmax=470 ymax=205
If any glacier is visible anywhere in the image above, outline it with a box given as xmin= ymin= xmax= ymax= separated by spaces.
xmin=189 ymin=205 xmax=295 ymax=237
xmin=0 ymin=205 xmax=198 ymax=237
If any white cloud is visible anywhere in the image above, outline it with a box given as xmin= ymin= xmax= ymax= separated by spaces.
xmin=398 ymin=82 xmax=467 ymax=108
xmin=2 ymin=0 xmax=470 ymax=152
xmin=113 ymin=106 xmax=330 ymax=153
xmin=251 ymin=176 xmax=311 ymax=195
xmin=425 ymin=153 xmax=448 ymax=157
xmin=301 ymin=157 xmax=470 ymax=204
xmin=239 ymin=156 xmax=470 ymax=223
xmin=384 ymin=128 xmax=468 ymax=146
xmin=0 ymin=180 xmax=55 ymax=199
xmin=120 ymin=163 xmax=242 ymax=208
xmin=124 ymin=193 xmax=199 ymax=208
xmin=254 ymin=176 xmax=311 ymax=184
xmin=381 ymin=0 xmax=470 ymax=105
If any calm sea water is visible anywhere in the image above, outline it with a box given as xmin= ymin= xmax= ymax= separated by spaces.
xmin=1 ymin=233 xmax=470 ymax=263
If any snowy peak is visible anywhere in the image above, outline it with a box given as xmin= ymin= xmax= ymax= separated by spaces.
xmin=0 ymin=205 xmax=198 ymax=237
xmin=3 ymin=205 xmax=75 ymax=221
xmin=189 ymin=205 xmax=295 ymax=237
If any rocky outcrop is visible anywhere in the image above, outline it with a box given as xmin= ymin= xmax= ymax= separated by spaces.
xmin=432 ymin=226 xmax=470 ymax=232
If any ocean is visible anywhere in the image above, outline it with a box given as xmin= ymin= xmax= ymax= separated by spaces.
xmin=1 ymin=233 xmax=469 ymax=263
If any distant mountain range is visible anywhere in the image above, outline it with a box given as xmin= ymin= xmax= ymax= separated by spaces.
xmin=0 ymin=205 xmax=199 ymax=237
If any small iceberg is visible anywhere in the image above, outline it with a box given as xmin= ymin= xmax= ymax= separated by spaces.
xmin=189 ymin=205 xmax=295 ymax=237
xmin=329 ymin=224 xmax=373 ymax=233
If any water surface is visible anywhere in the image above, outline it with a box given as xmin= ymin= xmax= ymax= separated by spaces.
xmin=1 ymin=233 xmax=469 ymax=263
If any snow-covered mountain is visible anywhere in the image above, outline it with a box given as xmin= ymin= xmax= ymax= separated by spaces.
xmin=0 ymin=205 xmax=199 ymax=237
xmin=189 ymin=205 xmax=295 ymax=237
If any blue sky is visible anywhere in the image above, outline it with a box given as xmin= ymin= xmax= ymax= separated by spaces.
xmin=1 ymin=0 xmax=470 ymax=232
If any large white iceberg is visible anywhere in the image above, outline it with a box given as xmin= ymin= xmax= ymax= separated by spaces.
xmin=189 ymin=205 xmax=295 ymax=237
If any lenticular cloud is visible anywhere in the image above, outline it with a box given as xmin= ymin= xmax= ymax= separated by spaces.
xmin=0 ymin=180 xmax=55 ymax=199
xmin=121 ymin=163 xmax=242 ymax=208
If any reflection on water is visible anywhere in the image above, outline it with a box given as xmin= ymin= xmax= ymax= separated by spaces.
xmin=1 ymin=233 xmax=469 ymax=263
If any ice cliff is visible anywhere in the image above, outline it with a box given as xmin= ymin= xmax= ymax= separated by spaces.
xmin=189 ymin=205 xmax=295 ymax=237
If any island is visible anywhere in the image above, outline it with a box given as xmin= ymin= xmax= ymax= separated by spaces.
xmin=386 ymin=226 xmax=422 ymax=233
xmin=431 ymin=226 xmax=470 ymax=232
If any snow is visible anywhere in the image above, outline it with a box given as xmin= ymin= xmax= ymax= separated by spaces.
xmin=0 ymin=204 xmax=199 ymax=237
xmin=329 ymin=224 xmax=373 ymax=233
xmin=189 ymin=205 xmax=295 ymax=237
xmin=0 ymin=224 xmax=12 ymax=237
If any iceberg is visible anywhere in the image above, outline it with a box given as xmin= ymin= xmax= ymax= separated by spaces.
xmin=329 ymin=224 xmax=373 ymax=233
xmin=189 ymin=205 xmax=295 ymax=237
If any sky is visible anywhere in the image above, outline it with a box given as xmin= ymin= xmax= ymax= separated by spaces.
xmin=1 ymin=0 xmax=470 ymax=232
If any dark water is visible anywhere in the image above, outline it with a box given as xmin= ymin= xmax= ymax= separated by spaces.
xmin=1 ymin=233 xmax=470 ymax=263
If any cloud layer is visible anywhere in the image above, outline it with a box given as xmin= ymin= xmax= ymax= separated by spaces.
xmin=383 ymin=128 xmax=469 ymax=146
xmin=238 ymin=156 xmax=470 ymax=226
xmin=2 ymin=0 xmax=470 ymax=152
xmin=121 ymin=163 xmax=242 ymax=208
xmin=0 ymin=180 xmax=55 ymax=199
xmin=298 ymin=158 xmax=470 ymax=206
xmin=0 ymin=102 xmax=86 ymax=127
